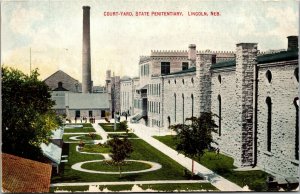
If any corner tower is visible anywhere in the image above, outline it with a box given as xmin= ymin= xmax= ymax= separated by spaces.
xmin=82 ymin=6 xmax=92 ymax=93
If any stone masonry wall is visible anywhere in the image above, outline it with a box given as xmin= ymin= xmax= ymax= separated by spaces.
xmin=256 ymin=61 xmax=299 ymax=177
xmin=162 ymin=73 xmax=197 ymax=128
xmin=44 ymin=70 xmax=80 ymax=92
xmin=211 ymin=69 xmax=241 ymax=161
xmin=234 ymin=43 xmax=257 ymax=166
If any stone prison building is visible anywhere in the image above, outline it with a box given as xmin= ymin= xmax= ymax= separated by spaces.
xmin=120 ymin=36 xmax=299 ymax=179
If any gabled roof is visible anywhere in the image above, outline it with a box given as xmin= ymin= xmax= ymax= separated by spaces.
xmin=2 ymin=153 xmax=52 ymax=193
xmin=43 ymin=70 xmax=78 ymax=83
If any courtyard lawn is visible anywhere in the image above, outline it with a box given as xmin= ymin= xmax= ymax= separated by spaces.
xmin=81 ymin=144 xmax=111 ymax=153
xmin=52 ymin=139 xmax=198 ymax=183
xmin=154 ymin=135 xmax=270 ymax=191
xmin=63 ymin=134 xmax=102 ymax=142
xmin=108 ymin=133 xmax=139 ymax=138
xmin=50 ymin=183 xmax=218 ymax=192
xmin=82 ymin=161 xmax=152 ymax=172
xmin=64 ymin=127 xmax=96 ymax=133
xmin=99 ymin=123 xmax=126 ymax=132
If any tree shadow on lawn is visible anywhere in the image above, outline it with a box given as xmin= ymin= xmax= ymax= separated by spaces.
xmin=119 ymin=174 xmax=141 ymax=181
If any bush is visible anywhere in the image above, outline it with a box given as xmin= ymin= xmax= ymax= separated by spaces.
xmin=214 ymin=162 xmax=231 ymax=174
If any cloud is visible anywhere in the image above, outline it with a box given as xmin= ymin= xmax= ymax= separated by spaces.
xmin=265 ymin=6 xmax=298 ymax=37
xmin=10 ymin=5 xmax=44 ymax=36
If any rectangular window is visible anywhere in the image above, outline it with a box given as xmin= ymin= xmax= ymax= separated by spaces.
xmin=182 ymin=62 xmax=189 ymax=70
xmin=161 ymin=62 xmax=170 ymax=75
xmin=89 ymin=110 xmax=93 ymax=117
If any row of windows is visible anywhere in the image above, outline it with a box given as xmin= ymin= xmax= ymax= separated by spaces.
xmin=160 ymin=62 xmax=190 ymax=75
xmin=148 ymin=101 xmax=160 ymax=114
xmin=133 ymin=99 xmax=142 ymax=109
xmin=167 ymin=77 xmax=194 ymax=85
xmin=121 ymin=92 xmax=130 ymax=108
xmin=172 ymin=93 xmax=194 ymax=123
xmin=149 ymin=84 xmax=161 ymax=96
xmin=216 ymin=68 xmax=299 ymax=84
xmin=152 ymin=119 xmax=161 ymax=127
xmin=141 ymin=64 xmax=150 ymax=77
xmin=265 ymin=97 xmax=299 ymax=160
xmin=216 ymin=95 xmax=299 ymax=160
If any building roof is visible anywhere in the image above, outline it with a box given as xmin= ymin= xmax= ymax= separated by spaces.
xmin=40 ymin=142 xmax=62 ymax=164
xmin=164 ymin=66 xmax=196 ymax=76
xmin=51 ymin=127 xmax=64 ymax=139
xmin=2 ymin=153 xmax=52 ymax=193
xmin=65 ymin=93 xmax=109 ymax=109
xmin=211 ymin=50 xmax=298 ymax=69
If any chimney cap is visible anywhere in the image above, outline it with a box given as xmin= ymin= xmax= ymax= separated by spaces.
xmin=287 ymin=35 xmax=298 ymax=39
xmin=189 ymin=44 xmax=196 ymax=48
xmin=83 ymin=6 xmax=90 ymax=9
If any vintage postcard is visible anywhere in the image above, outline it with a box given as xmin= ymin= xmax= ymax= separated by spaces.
xmin=1 ymin=0 xmax=299 ymax=192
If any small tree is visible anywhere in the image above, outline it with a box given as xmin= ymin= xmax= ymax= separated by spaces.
xmin=169 ymin=112 xmax=218 ymax=175
xmin=118 ymin=120 xmax=128 ymax=133
xmin=107 ymin=137 xmax=133 ymax=177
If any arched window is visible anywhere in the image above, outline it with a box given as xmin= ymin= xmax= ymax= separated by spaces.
xmin=218 ymin=95 xmax=221 ymax=136
xmin=191 ymin=77 xmax=194 ymax=83
xmin=182 ymin=94 xmax=185 ymax=124
xmin=266 ymin=97 xmax=272 ymax=152
xmin=191 ymin=94 xmax=194 ymax=118
xmin=182 ymin=79 xmax=185 ymax=84
xmin=266 ymin=70 xmax=272 ymax=83
xmin=167 ymin=116 xmax=171 ymax=127
xmin=174 ymin=93 xmax=177 ymax=122
xmin=58 ymin=82 xmax=63 ymax=88
xmin=174 ymin=79 xmax=177 ymax=84
xmin=294 ymin=97 xmax=299 ymax=160
xmin=294 ymin=68 xmax=299 ymax=82
xmin=218 ymin=75 xmax=221 ymax=84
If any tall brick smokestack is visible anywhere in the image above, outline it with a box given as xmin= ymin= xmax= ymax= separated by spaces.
xmin=82 ymin=6 xmax=92 ymax=93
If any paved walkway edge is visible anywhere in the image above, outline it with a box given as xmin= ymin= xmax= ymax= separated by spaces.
xmin=51 ymin=180 xmax=209 ymax=187
xmin=128 ymin=122 xmax=244 ymax=192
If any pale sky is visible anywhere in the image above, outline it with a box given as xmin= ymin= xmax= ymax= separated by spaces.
xmin=1 ymin=0 xmax=299 ymax=85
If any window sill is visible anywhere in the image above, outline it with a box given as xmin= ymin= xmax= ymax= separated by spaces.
xmin=263 ymin=151 xmax=273 ymax=156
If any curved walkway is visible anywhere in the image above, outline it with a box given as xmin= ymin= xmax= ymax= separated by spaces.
xmin=127 ymin=122 xmax=244 ymax=192
xmin=71 ymin=159 xmax=162 ymax=174
xmin=92 ymin=123 xmax=108 ymax=143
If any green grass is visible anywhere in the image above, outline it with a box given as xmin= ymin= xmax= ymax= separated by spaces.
xmin=155 ymin=135 xmax=270 ymax=191
xmin=139 ymin=183 xmax=218 ymax=191
xmin=52 ymin=139 xmax=191 ymax=182
xmin=81 ymin=144 xmax=111 ymax=153
xmin=50 ymin=183 xmax=218 ymax=192
xmin=99 ymin=123 xmax=127 ymax=132
xmin=81 ymin=161 xmax=151 ymax=172
xmin=108 ymin=133 xmax=139 ymax=138
xmin=153 ymin=135 xmax=177 ymax=149
xmin=64 ymin=127 xmax=96 ymax=133
xmin=65 ymin=123 xmax=92 ymax=127
xmin=63 ymin=134 xmax=102 ymax=142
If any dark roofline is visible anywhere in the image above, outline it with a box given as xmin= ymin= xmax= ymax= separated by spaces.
xmin=162 ymin=66 xmax=196 ymax=76
xmin=211 ymin=50 xmax=298 ymax=69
